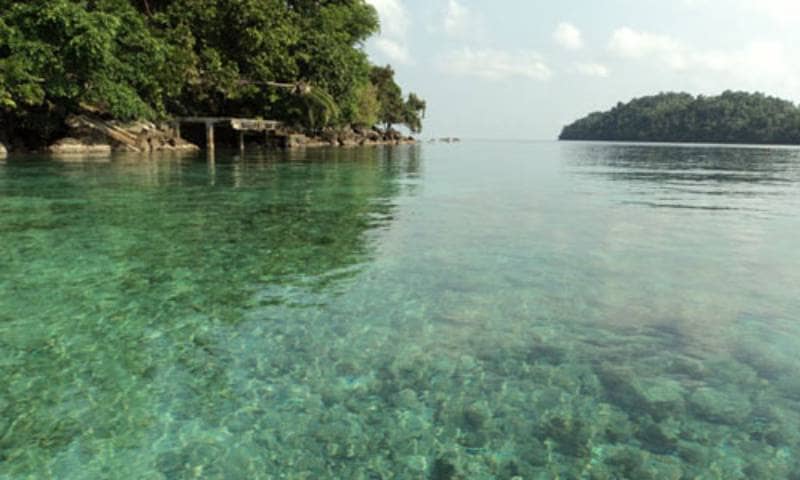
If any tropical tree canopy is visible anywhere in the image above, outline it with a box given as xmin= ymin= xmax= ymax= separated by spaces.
xmin=560 ymin=91 xmax=800 ymax=145
xmin=403 ymin=93 xmax=426 ymax=134
xmin=369 ymin=64 xmax=424 ymax=133
xmin=0 ymin=0 xmax=425 ymax=146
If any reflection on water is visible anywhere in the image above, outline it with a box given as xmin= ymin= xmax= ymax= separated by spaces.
xmin=563 ymin=143 xmax=800 ymax=216
xmin=1 ymin=143 xmax=799 ymax=479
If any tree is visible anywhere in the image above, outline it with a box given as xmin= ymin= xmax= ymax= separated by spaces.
xmin=369 ymin=65 xmax=405 ymax=130
xmin=0 ymin=0 xmax=187 ymax=145
xmin=152 ymin=0 xmax=301 ymax=117
xmin=0 ymin=0 xmax=423 ymax=146
xmin=347 ymin=83 xmax=380 ymax=128
xmin=152 ymin=0 xmax=378 ymax=127
xmin=403 ymin=93 xmax=426 ymax=133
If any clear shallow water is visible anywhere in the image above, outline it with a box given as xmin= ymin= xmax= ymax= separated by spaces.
xmin=0 ymin=143 xmax=799 ymax=479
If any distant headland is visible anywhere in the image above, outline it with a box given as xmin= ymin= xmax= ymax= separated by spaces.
xmin=559 ymin=91 xmax=800 ymax=145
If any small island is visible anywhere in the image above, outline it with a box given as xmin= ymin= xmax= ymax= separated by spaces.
xmin=559 ymin=91 xmax=800 ymax=145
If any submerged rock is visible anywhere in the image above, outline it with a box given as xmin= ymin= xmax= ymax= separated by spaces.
xmin=603 ymin=446 xmax=648 ymax=477
xmin=774 ymin=373 xmax=800 ymax=401
xmin=749 ymin=403 xmax=800 ymax=447
xmin=541 ymin=410 xmax=593 ymax=457
xmin=676 ymin=441 xmax=709 ymax=465
xmin=601 ymin=446 xmax=684 ymax=480
xmin=637 ymin=417 xmax=680 ymax=454
xmin=463 ymin=402 xmax=491 ymax=430
xmin=395 ymin=388 xmax=421 ymax=409
xmin=688 ymin=387 xmax=751 ymax=424
xmin=431 ymin=457 xmax=458 ymax=480
xmin=667 ymin=356 xmax=710 ymax=380
xmin=596 ymin=364 xmax=686 ymax=420
xmin=637 ymin=380 xmax=687 ymax=418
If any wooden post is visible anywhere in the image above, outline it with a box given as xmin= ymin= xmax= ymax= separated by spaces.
xmin=173 ymin=121 xmax=181 ymax=140
xmin=239 ymin=131 xmax=245 ymax=152
xmin=207 ymin=150 xmax=216 ymax=185
xmin=205 ymin=121 xmax=215 ymax=151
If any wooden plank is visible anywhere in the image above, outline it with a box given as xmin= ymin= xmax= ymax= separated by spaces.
xmin=177 ymin=117 xmax=282 ymax=131
xmin=177 ymin=116 xmax=230 ymax=124
xmin=230 ymin=118 xmax=282 ymax=131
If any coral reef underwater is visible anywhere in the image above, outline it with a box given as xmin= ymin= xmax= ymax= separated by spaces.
xmin=1 ymin=145 xmax=799 ymax=479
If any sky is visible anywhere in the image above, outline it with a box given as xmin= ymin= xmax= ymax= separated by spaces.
xmin=363 ymin=0 xmax=800 ymax=140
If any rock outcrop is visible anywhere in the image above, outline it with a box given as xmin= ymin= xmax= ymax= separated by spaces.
xmin=0 ymin=141 xmax=7 ymax=158
xmin=48 ymin=115 xmax=199 ymax=154
xmin=48 ymin=138 xmax=112 ymax=155
xmin=270 ymin=126 xmax=416 ymax=149
xmin=48 ymin=116 xmax=414 ymax=153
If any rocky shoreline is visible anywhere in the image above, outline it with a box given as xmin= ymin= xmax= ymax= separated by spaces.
xmin=271 ymin=126 xmax=416 ymax=149
xmin=0 ymin=115 xmax=418 ymax=157
xmin=47 ymin=115 xmax=200 ymax=154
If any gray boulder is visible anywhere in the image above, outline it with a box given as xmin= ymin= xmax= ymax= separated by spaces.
xmin=337 ymin=128 xmax=358 ymax=147
xmin=384 ymin=128 xmax=402 ymax=141
xmin=287 ymin=134 xmax=309 ymax=148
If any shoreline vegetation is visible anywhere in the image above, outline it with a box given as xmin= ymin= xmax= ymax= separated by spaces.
xmin=0 ymin=0 xmax=425 ymax=155
xmin=559 ymin=91 xmax=800 ymax=145
xmin=42 ymin=114 xmax=419 ymax=155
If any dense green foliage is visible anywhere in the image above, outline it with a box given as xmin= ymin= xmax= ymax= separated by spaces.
xmin=369 ymin=65 xmax=426 ymax=133
xmin=0 ymin=0 xmax=185 ymax=143
xmin=403 ymin=92 xmax=426 ymax=134
xmin=0 ymin=0 xmax=425 ymax=147
xmin=560 ymin=91 xmax=800 ymax=145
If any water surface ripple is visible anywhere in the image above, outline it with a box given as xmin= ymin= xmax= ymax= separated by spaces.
xmin=1 ymin=143 xmax=799 ymax=479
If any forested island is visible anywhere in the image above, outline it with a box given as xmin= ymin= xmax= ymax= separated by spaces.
xmin=559 ymin=91 xmax=800 ymax=145
xmin=0 ymin=0 xmax=425 ymax=154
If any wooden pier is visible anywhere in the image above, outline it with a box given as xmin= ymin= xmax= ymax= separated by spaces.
xmin=174 ymin=117 xmax=283 ymax=151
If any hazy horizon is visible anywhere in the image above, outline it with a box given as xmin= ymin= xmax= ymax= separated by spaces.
xmin=364 ymin=0 xmax=800 ymax=140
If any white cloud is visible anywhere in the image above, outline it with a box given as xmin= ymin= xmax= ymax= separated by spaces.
xmin=608 ymin=27 xmax=686 ymax=69
xmin=438 ymin=0 xmax=485 ymax=39
xmin=443 ymin=0 xmax=470 ymax=36
xmin=440 ymin=48 xmax=552 ymax=81
xmin=681 ymin=0 xmax=711 ymax=7
xmin=366 ymin=0 xmax=412 ymax=64
xmin=373 ymin=38 xmax=411 ymax=64
xmin=368 ymin=0 xmax=409 ymax=38
xmin=739 ymin=0 xmax=800 ymax=25
xmin=684 ymin=0 xmax=800 ymax=25
xmin=692 ymin=41 xmax=792 ymax=82
xmin=608 ymin=27 xmax=798 ymax=95
xmin=553 ymin=22 xmax=584 ymax=50
xmin=574 ymin=63 xmax=610 ymax=78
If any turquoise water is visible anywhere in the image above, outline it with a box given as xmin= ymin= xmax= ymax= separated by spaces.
xmin=1 ymin=143 xmax=799 ymax=479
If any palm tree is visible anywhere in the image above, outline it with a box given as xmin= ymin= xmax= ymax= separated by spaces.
xmin=240 ymin=80 xmax=339 ymax=128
